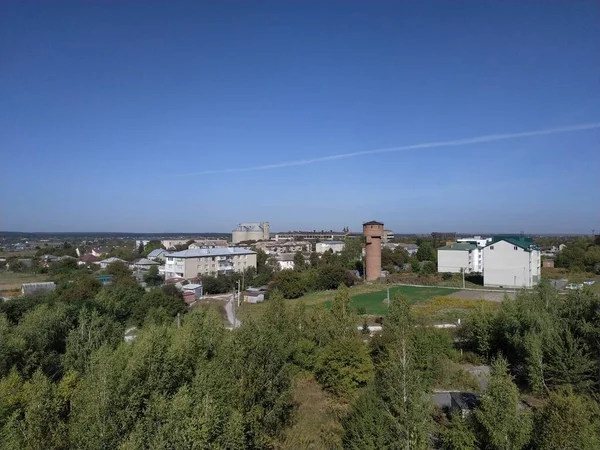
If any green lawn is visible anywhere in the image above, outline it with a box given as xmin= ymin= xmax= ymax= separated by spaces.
xmin=324 ymin=285 xmax=460 ymax=315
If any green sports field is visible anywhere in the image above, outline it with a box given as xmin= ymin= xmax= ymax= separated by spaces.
xmin=324 ymin=285 xmax=460 ymax=315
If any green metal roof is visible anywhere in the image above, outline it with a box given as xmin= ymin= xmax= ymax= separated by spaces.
xmin=489 ymin=235 xmax=539 ymax=251
xmin=438 ymin=243 xmax=477 ymax=251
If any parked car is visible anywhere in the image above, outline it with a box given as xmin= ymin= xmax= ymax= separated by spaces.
xmin=565 ymin=283 xmax=581 ymax=290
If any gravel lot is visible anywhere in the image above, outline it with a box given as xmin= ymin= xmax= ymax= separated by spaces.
xmin=444 ymin=289 xmax=515 ymax=302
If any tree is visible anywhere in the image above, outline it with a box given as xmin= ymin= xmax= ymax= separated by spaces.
xmin=105 ymin=261 xmax=136 ymax=285
xmin=440 ymin=414 xmax=477 ymax=450
xmin=474 ymin=357 xmax=532 ymax=450
xmin=314 ymin=337 xmax=374 ymax=397
xmin=132 ymin=288 xmax=186 ymax=326
xmin=137 ymin=242 xmax=144 ymax=255
xmin=95 ymin=284 xmax=144 ymax=323
xmin=532 ymin=387 xmax=600 ymax=450
xmin=374 ymin=295 xmax=432 ymax=449
xmin=293 ymin=251 xmax=307 ymax=271
xmin=143 ymin=265 xmax=162 ymax=287
xmin=330 ymin=284 xmax=356 ymax=337
xmin=416 ymin=241 xmax=436 ymax=262
xmin=141 ymin=240 xmax=164 ymax=257
xmin=271 ymin=269 xmax=305 ymax=299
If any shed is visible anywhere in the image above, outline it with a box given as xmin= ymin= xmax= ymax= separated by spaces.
xmin=244 ymin=290 xmax=265 ymax=304
xmin=182 ymin=291 xmax=196 ymax=305
xmin=182 ymin=283 xmax=203 ymax=298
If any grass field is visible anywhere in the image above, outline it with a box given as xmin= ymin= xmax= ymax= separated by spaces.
xmin=0 ymin=272 xmax=50 ymax=293
xmin=324 ymin=285 xmax=460 ymax=315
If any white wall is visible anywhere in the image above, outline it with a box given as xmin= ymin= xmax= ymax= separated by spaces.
xmin=483 ymin=240 xmax=540 ymax=288
xmin=437 ymin=249 xmax=470 ymax=273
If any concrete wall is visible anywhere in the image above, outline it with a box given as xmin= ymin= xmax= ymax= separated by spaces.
xmin=483 ymin=240 xmax=541 ymax=288
xmin=437 ymin=249 xmax=470 ymax=273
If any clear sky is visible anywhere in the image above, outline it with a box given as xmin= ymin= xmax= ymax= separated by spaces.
xmin=2 ymin=1 xmax=599 ymax=234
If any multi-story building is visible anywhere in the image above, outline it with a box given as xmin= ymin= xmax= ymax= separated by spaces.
xmin=456 ymin=236 xmax=491 ymax=248
xmin=315 ymin=241 xmax=345 ymax=254
xmin=272 ymin=230 xmax=346 ymax=242
xmin=437 ymin=243 xmax=479 ymax=273
xmin=382 ymin=229 xmax=395 ymax=244
xmin=188 ymin=240 xmax=228 ymax=249
xmin=482 ymin=236 xmax=541 ymax=288
xmin=254 ymin=240 xmax=312 ymax=255
xmin=164 ymin=248 xmax=257 ymax=279
xmin=232 ymin=222 xmax=270 ymax=243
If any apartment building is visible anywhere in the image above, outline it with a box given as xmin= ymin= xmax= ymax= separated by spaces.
xmin=437 ymin=243 xmax=479 ymax=273
xmin=316 ymin=241 xmax=345 ymax=254
xmin=254 ymin=240 xmax=312 ymax=255
xmin=482 ymin=236 xmax=541 ymax=288
xmin=164 ymin=247 xmax=257 ymax=279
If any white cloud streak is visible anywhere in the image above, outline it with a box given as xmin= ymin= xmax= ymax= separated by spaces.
xmin=181 ymin=122 xmax=600 ymax=176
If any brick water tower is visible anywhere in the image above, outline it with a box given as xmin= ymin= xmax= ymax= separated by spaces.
xmin=363 ymin=220 xmax=384 ymax=281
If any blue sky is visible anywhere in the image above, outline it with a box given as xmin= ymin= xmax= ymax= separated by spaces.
xmin=1 ymin=1 xmax=599 ymax=234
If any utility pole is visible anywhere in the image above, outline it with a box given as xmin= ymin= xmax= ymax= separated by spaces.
xmin=461 ymin=267 xmax=465 ymax=289
xmin=177 ymin=312 xmax=181 ymax=329
xmin=232 ymin=288 xmax=237 ymax=329
xmin=514 ymin=275 xmax=517 ymax=295
xmin=237 ymin=279 xmax=241 ymax=307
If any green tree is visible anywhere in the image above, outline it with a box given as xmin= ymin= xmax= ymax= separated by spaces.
xmin=314 ymin=337 xmax=374 ymax=397
xmin=132 ymin=288 xmax=186 ymax=326
xmin=330 ymin=284 xmax=356 ymax=337
xmin=272 ymin=269 xmax=305 ymax=299
xmin=141 ymin=240 xmax=164 ymax=257
xmin=416 ymin=241 xmax=436 ymax=262
xmin=532 ymin=387 xmax=600 ymax=450
xmin=293 ymin=250 xmax=307 ymax=271
xmin=137 ymin=241 xmax=144 ymax=255
xmin=440 ymin=414 xmax=477 ymax=450
xmin=95 ymin=284 xmax=145 ymax=323
xmin=143 ymin=264 xmax=162 ymax=287
xmin=474 ymin=357 xmax=532 ymax=450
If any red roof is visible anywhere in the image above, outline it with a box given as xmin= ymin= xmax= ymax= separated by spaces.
xmin=80 ymin=254 xmax=100 ymax=263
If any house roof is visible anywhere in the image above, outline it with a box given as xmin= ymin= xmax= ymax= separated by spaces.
xmin=398 ymin=243 xmax=419 ymax=250
xmin=167 ymin=247 xmax=256 ymax=258
xmin=80 ymin=254 xmax=100 ymax=263
xmin=487 ymin=235 xmax=539 ymax=251
xmin=363 ymin=220 xmax=384 ymax=226
xmin=147 ymin=248 xmax=167 ymax=257
xmin=99 ymin=257 xmax=126 ymax=264
xmin=438 ymin=243 xmax=477 ymax=251
xmin=133 ymin=258 xmax=159 ymax=266
xmin=321 ymin=241 xmax=344 ymax=245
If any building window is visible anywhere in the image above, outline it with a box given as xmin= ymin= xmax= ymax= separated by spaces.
xmin=514 ymin=246 xmax=518 ymax=251
xmin=490 ymin=246 xmax=494 ymax=250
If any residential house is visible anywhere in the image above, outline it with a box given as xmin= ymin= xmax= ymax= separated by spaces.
xmin=482 ymin=236 xmax=541 ymax=288
xmin=396 ymin=243 xmax=419 ymax=256
xmin=147 ymin=248 xmax=168 ymax=261
xmin=164 ymin=247 xmax=257 ymax=279
xmin=21 ymin=282 xmax=56 ymax=296
xmin=316 ymin=241 xmax=345 ymax=254
xmin=130 ymin=258 xmax=159 ymax=271
xmin=382 ymin=229 xmax=395 ymax=244
xmin=272 ymin=230 xmax=346 ymax=242
xmin=275 ymin=253 xmax=296 ymax=270
xmin=243 ymin=288 xmax=265 ymax=303
xmin=78 ymin=254 xmax=100 ymax=266
xmin=98 ymin=257 xmax=127 ymax=269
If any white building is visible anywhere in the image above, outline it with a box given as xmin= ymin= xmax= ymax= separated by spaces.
xmin=316 ymin=241 xmax=345 ymax=254
xmin=456 ymin=236 xmax=492 ymax=248
xmin=482 ymin=237 xmax=541 ymax=288
xmin=147 ymin=248 xmax=168 ymax=261
xmin=254 ymin=240 xmax=312 ymax=256
xmin=164 ymin=247 xmax=257 ymax=279
xmin=437 ymin=243 xmax=479 ymax=274
xmin=232 ymin=222 xmax=270 ymax=243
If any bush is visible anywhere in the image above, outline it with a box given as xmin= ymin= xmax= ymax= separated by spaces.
xmin=442 ymin=272 xmax=453 ymax=281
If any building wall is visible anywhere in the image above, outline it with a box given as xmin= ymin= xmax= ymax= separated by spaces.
xmin=254 ymin=240 xmax=312 ymax=255
xmin=165 ymin=253 xmax=257 ymax=279
xmin=483 ymin=240 xmax=541 ymax=288
xmin=315 ymin=242 xmax=345 ymax=254
xmin=437 ymin=249 xmax=470 ymax=273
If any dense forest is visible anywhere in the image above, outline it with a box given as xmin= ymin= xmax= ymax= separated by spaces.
xmin=1 ymin=256 xmax=600 ymax=448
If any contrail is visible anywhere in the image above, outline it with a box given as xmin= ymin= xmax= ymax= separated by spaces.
xmin=182 ymin=122 xmax=600 ymax=176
